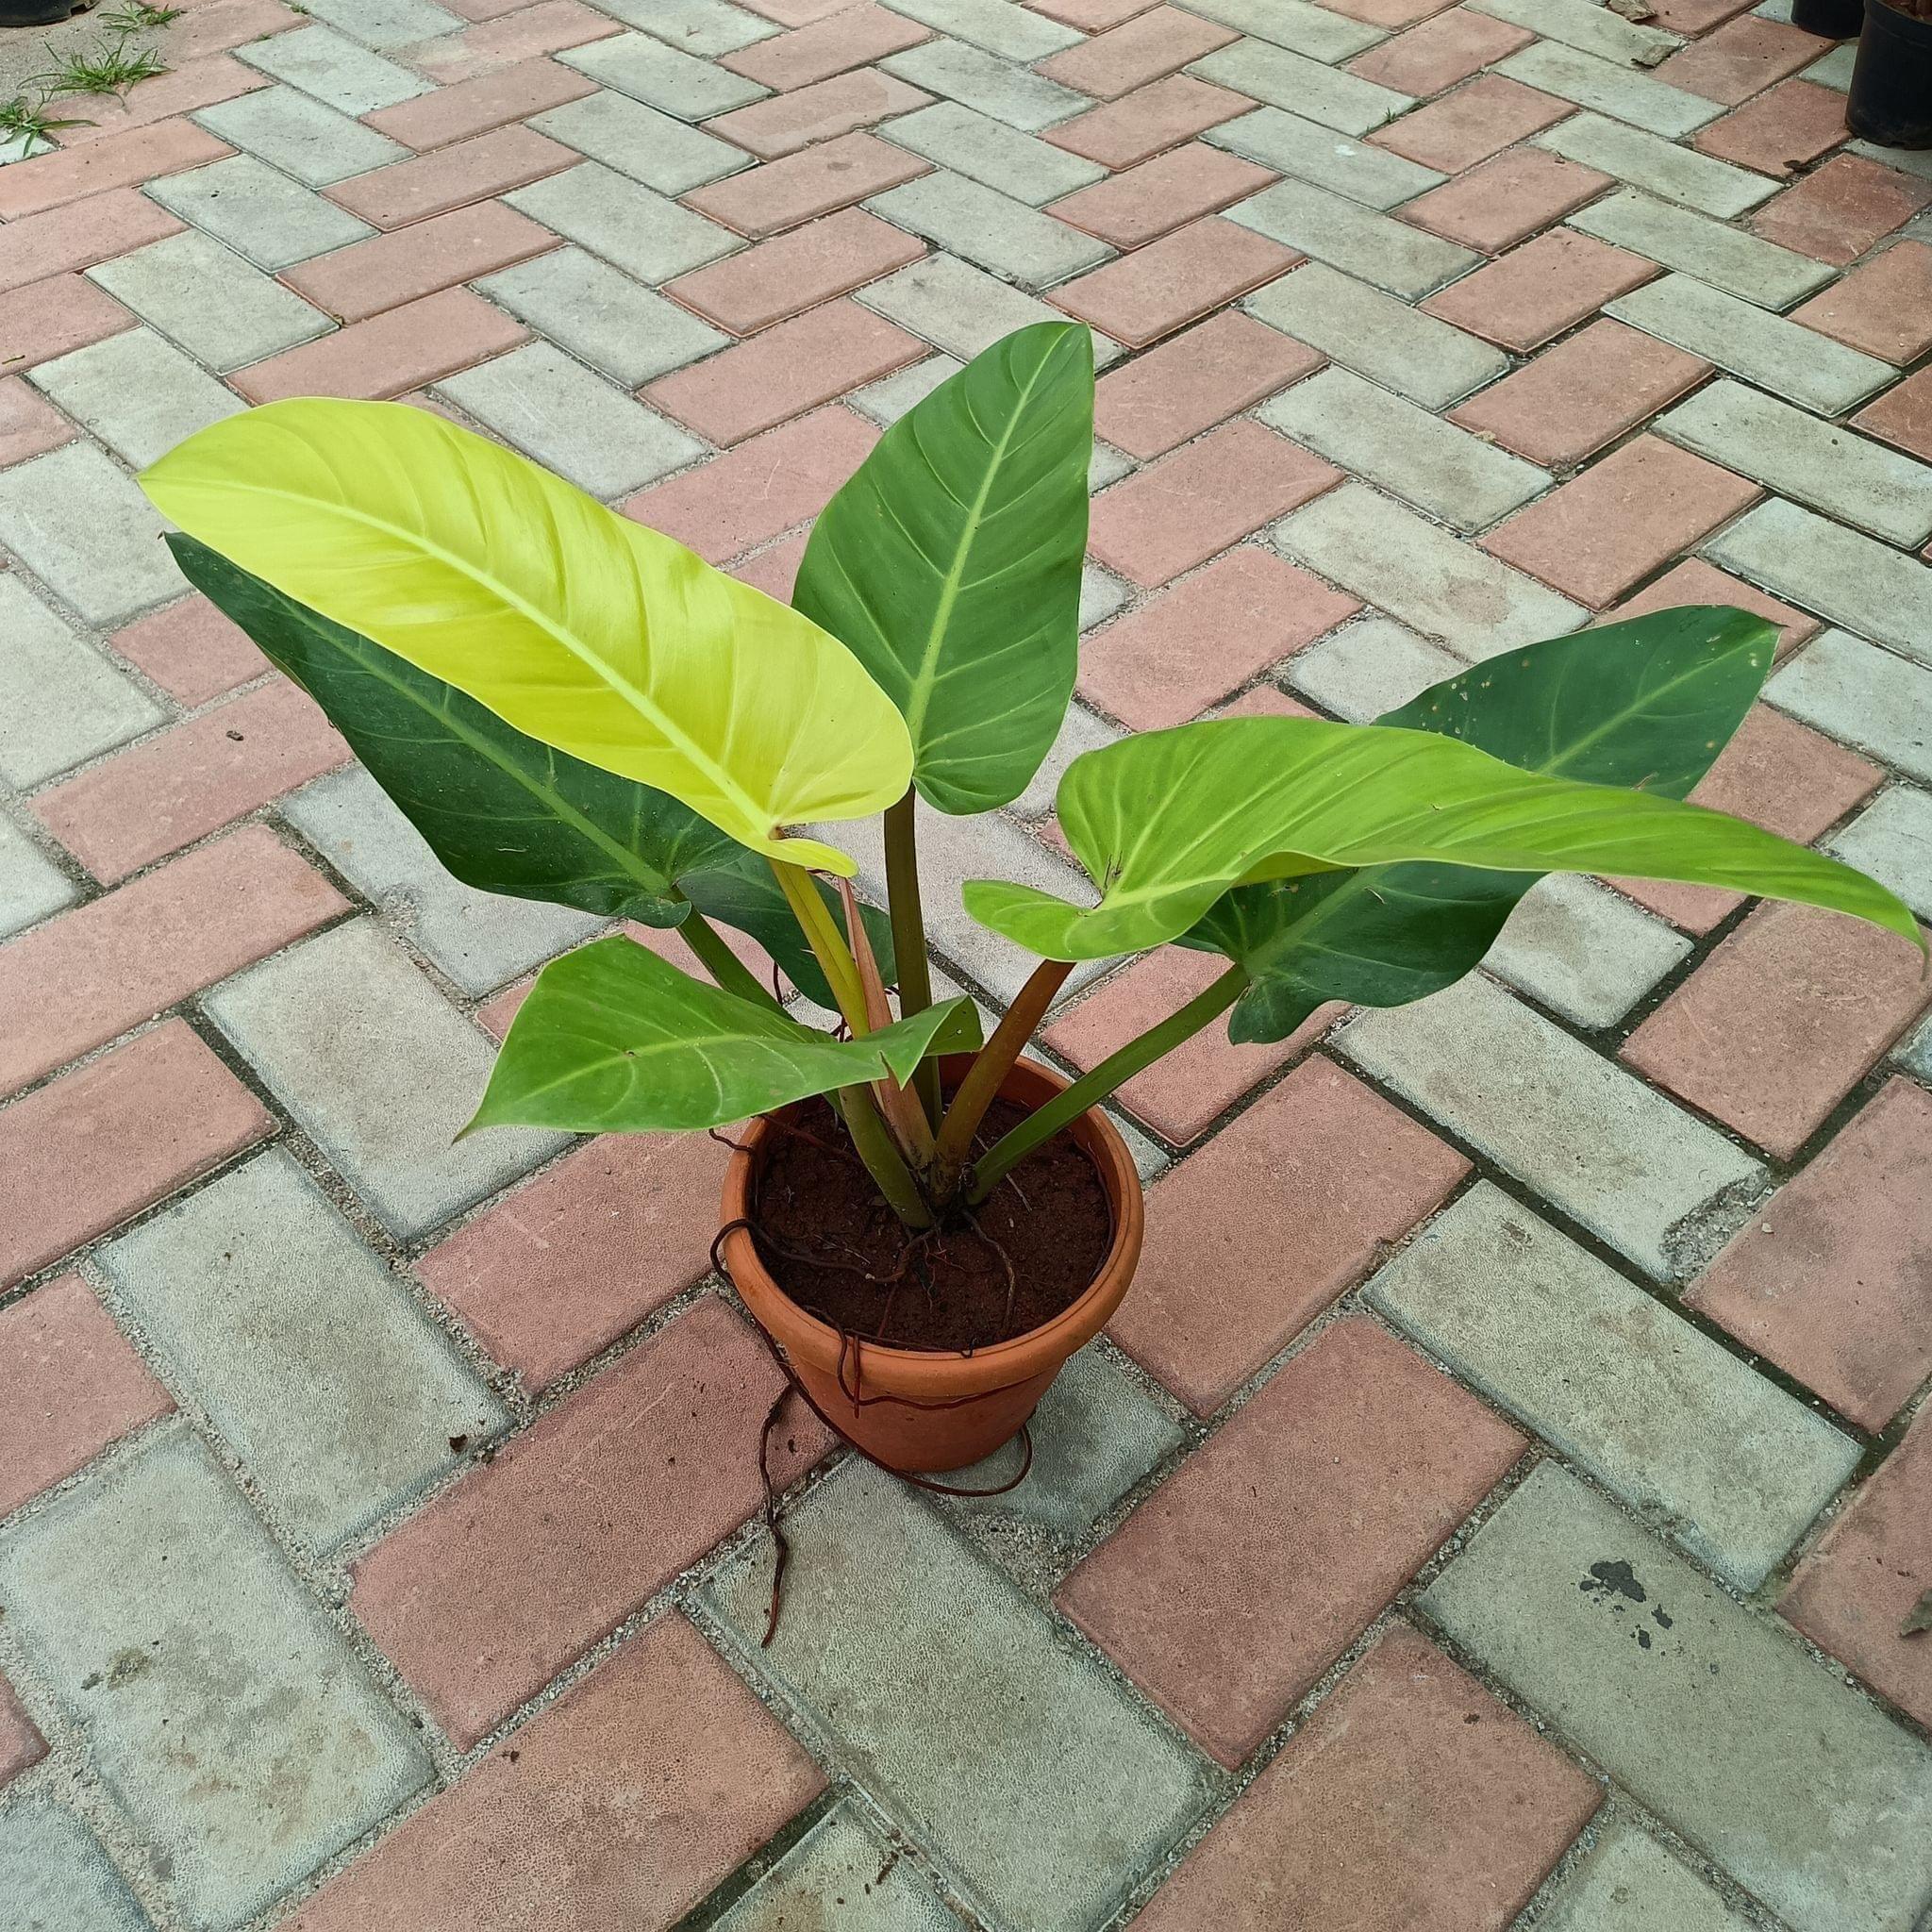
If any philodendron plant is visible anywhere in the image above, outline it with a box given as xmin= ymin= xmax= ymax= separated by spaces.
xmin=142 ymin=325 xmax=1918 ymax=1259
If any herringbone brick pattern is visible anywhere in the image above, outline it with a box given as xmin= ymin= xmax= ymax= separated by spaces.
xmin=3 ymin=0 xmax=1932 ymax=1925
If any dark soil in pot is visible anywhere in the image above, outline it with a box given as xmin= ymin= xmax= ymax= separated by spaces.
xmin=748 ymin=1095 xmax=1112 ymax=1353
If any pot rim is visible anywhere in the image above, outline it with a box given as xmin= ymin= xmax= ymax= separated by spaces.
xmin=719 ymin=1054 xmax=1144 ymax=1384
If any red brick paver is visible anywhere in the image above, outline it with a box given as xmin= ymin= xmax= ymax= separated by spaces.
xmin=31 ymin=681 xmax=352 ymax=884
xmin=722 ymin=3 xmax=929 ymax=91
xmin=1690 ymin=1079 xmax=1932 ymax=1429
xmin=0 ymin=378 xmax=78 ymax=465
xmin=1694 ymin=76 xmax=1846 ymax=175
xmin=704 ymin=68 xmax=932 ymax=158
xmin=1401 ymin=149 xmax=1612 ymax=256
xmin=1077 ymin=544 xmax=1356 ymax=725
xmin=1088 ymin=418 xmax=1338 ymax=587
xmin=351 ymin=1297 xmax=827 ymax=1747
xmin=1448 ymin=318 xmax=1711 ymax=468
xmin=1058 ymin=1318 xmax=1523 ymax=1764
xmin=1421 ymin=229 xmax=1657 ymax=354
xmin=1791 ymin=241 xmax=1932 ymax=363
xmin=1783 ymin=1402 xmax=1932 ymax=1730
xmin=644 ymin=297 xmax=922 ymax=443
xmin=683 ymin=130 xmax=930 ymax=236
xmin=1049 ymin=143 xmax=1274 ymax=249
xmin=1093 ymin=309 xmax=1321 ymax=459
xmin=0 ymin=826 xmax=346 ymax=1095
xmin=0 ymin=1023 xmax=272 ymax=1289
xmin=1108 ymin=1058 xmax=1470 ymax=1412
xmin=1043 ymin=73 xmax=1253 ymax=168
xmin=1853 ymin=363 xmax=1932 ymax=460
xmin=0 ymin=188 xmax=181 ymax=291
xmin=1133 ymin=1625 xmax=1600 ymax=1930
xmin=0 ymin=119 xmax=229 ymax=220
xmin=362 ymin=58 xmax=597 ymax=148
xmin=1622 ymin=902 xmax=1930 ymax=1159
xmin=108 ymin=596 xmax=267 ymax=707
xmin=0 ymin=1674 xmax=46 ymax=1790
xmin=663 ymin=207 xmax=924 ymax=335
xmin=1347 ymin=9 xmax=1533 ymax=94
xmin=286 ymin=1615 xmax=824 ymax=1930
xmin=623 ymin=404 xmax=876 ymax=560
xmin=1753 ymin=155 xmax=1932 ymax=266
xmin=282 ymin=203 xmax=558 ymax=323
xmin=0 ymin=1274 xmax=175 ymax=1515
xmin=416 ymin=1133 xmax=732 ymax=1391
xmin=1053 ymin=216 xmax=1297 ymax=347
xmin=1371 ymin=75 xmax=1570 ymax=173
xmin=1656 ymin=15 xmax=1824 ymax=104
xmin=1037 ymin=5 xmax=1237 ymax=98
xmin=1479 ymin=434 xmax=1761 ymax=608
xmin=233 ymin=287 xmax=530 ymax=403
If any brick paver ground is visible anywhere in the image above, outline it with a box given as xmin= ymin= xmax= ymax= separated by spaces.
xmin=2 ymin=0 xmax=1931 ymax=1926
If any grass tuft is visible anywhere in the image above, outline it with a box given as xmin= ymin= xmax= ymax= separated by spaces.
xmin=30 ymin=35 xmax=172 ymax=98
xmin=0 ymin=92 xmax=84 ymax=146
xmin=99 ymin=1 xmax=185 ymax=27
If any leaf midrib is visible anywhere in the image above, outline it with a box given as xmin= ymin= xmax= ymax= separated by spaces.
xmin=333 ymin=625 xmax=692 ymax=906
xmin=900 ymin=342 xmax=1061 ymax=745
xmin=228 ymin=477 xmax=774 ymax=839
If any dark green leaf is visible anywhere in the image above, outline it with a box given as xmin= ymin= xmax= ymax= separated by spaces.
xmin=793 ymin=321 xmax=1092 ymax=814
xmin=169 ymin=535 xmax=899 ymax=1008
xmin=169 ymin=533 xmax=739 ymax=926
xmin=1184 ymin=608 xmax=1785 ymax=1041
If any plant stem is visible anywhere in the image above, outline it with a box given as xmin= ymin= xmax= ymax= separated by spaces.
xmin=676 ymin=909 xmax=776 ymax=1008
xmin=968 ymin=962 xmax=1249 ymax=1205
xmin=883 ymin=789 xmax=941 ymax=1130
xmin=929 ymin=958 xmax=1074 ymax=1199
xmin=832 ymin=1088 xmax=935 ymax=1228
xmin=770 ymin=855 xmax=868 ymax=1034
xmin=767 ymin=854 xmax=934 ymax=1227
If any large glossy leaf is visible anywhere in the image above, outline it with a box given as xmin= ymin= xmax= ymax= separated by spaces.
xmin=467 ymin=936 xmax=982 ymax=1135
xmin=169 ymin=535 xmax=891 ymax=1010
xmin=1188 ymin=608 xmax=1780 ymax=1041
xmin=962 ymin=711 xmax=1919 ymax=961
xmin=142 ymin=398 xmax=910 ymax=875
xmin=168 ymin=533 xmax=737 ymax=925
xmin=792 ymin=322 xmax=1092 ymax=814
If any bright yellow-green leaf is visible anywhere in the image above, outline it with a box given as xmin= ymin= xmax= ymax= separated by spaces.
xmin=141 ymin=398 xmax=911 ymax=875
xmin=963 ymin=716 xmax=1923 ymax=960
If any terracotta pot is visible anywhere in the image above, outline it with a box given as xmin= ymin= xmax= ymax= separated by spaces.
xmin=720 ymin=1055 xmax=1144 ymax=1473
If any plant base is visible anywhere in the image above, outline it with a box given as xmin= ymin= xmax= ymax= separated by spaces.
xmin=719 ymin=1057 xmax=1144 ymax=1472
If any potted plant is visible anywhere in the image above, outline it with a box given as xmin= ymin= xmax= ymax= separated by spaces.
xmin=142 ymin=325 xmax=1918 ymax=1487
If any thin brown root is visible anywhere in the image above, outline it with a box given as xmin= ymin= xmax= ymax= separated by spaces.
xmin=759 ymin=1113 xmax=866 ymax=1165
xmin=962 ymin=1206 xmax=1020 ymax=1341
xmin=757 ymin=1385 xmax=792 ymax=1648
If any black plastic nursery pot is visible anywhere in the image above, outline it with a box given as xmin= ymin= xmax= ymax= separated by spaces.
xmin=1849 ymin=0 xmax=1932 ymax=146
xmin=0 ymin=0 xmax=92 ymax=25
xmin=1792 ymin=0 xmax=1866 ymax=36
